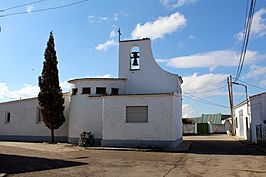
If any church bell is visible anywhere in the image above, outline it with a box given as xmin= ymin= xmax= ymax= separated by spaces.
xmin=132 ymin=58 xmax=138 ymax=66
xmin=131 ymin=52 xmax=139 ymax=66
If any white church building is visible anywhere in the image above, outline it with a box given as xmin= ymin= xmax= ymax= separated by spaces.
xmin=0 ymin=38 xmax=183 ymax=149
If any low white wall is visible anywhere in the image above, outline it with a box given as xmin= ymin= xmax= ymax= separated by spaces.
xmin=211 ymin=124 xmax=226 ymax=133
xmin=0 ymin=96 xmax=69 ymax=141
xmin=183 ymin=123 xmax=226 ymax=134
xmin=183 ymin=124 xmax=196 ymax=134
xmin=102 ymin=94 xmax=181 ymax=142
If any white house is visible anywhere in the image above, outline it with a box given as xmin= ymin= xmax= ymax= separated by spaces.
xmin=234 ymin=92 xmax=266 ymax=143
xmin=234 ymin=100 xmax=250 ymax=140
xmin=0 ymin=38 xmax=183 ymax=149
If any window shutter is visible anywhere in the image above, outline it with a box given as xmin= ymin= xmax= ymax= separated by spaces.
xmin=126 ymin=106 xmax=148 ymax=122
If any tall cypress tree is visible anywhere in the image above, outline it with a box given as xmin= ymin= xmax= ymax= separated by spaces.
xmin=38 ymin=31 xmax=65 ymax=143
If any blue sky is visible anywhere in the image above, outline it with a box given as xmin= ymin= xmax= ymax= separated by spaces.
xmin=0 ymin=0 xmax=266 ymax=117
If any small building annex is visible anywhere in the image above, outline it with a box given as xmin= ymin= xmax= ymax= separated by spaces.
xmin=0 ymin=38 xmax=183 ymax=149
xmin=234 ymin=91 xmax=266 ymax=143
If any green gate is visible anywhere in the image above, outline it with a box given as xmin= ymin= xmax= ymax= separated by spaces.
xmin=197 ymin=123 xmax=209 ymax=134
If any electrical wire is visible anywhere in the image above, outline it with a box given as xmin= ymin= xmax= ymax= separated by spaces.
xmin=183 ymin=91 xmax=229 ymax=109
xmin=183 ymin=95 xmax=229 ymax=109
xmin=0 ymin=94 xmax=14 ymax=99
xmin=236 ymin=79 xmax=266 ymax=91
xmin=235 ymin=0 xmax=256 ymax=81
xmin=0 ymin=0 xmax=88 ymax=17
xmin=234 ymin=92 xmax=245 ymax=103
xmin=1 ymin=0 xmax=47 ymax=12
xmin=185 ymin=84 xmax=227 ymax=94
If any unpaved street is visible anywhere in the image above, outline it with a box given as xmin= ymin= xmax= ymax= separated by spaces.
xmin=0 ymin=135 xmax=266 ymax=177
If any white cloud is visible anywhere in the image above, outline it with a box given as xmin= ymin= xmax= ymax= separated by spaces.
xmin=165 ymin=49 xmax=264 ymax=71
xmin=100 ymin=17 xmax=108 ymax=21
xmin=182 ymin=103 xmax=200 ymax=118
xmin=131 ymin=12 xmax=187 ymax=40
xmin=95 ymin=39 xmax=117 ymax=51
xmin=182 ymin=73 xmax=228 ymax=96
xmin=112 ymin=12 xmax=128 ymax=21
xmin=188 ymin=34 xmax=195 ymax=40
xmin=83 ymin=74 xmax=112 ymax=78
xmin=88 ymin=12 xmax=127 ymax=23
xmin=156 ymin=59 xmax=169 ymax=63
xmin=246 ymin=65 xmax=266 ymax=78
xmin=0 ymin=83 xmax=39 ymax=100
xmin=109 ymin=29 xmax=117 ymax=38
xmin=88 ymin=15 xmax=108 ymax=23
xmin=95 ymin=74 xmax=112 ymax=78
xmin=60 ymin=80 xmax=71 ymax=91
xmin=95 ymin=26 xmax=119 ymax=52
xmin=161 ymin=0 xmax=197 ymax=8
xmin=26 ymin=5 xmax=33 ymax=13
xmin=0 ymin=81 xmax=70 ymax=102
xmin=236 ymin=8 xmax=266 ymax=41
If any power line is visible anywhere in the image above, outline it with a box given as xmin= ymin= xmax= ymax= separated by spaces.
xmin=235 ymin=0 xmax=256 ymax=81
xmin=0 ymin=93 xmax=14 ymax=99
xmin=0 ymin=0 xmax=88 ymax=17
xmin=185 ymin=84 xmax=227 ymax=94
xmin=236 ymin=79 xmax=266 ymax=91
xmin=183 ymin=91 xmax=229 ymax=109
xmin=183 ymin=95 xmax=229 ymax=109
xmin=1 ymin=0 xmax=47 ymax=12
xmin=234 ymin=92 xmax=246 ymax=103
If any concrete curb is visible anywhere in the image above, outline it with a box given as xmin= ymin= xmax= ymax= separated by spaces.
xmin=84 ymin=141 xmax=192 ymax=153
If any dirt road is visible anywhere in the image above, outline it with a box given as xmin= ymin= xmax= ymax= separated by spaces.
xmin=0 ymin=135 xmax=266 ymax=177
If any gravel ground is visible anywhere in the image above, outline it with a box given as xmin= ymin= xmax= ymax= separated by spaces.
xmin=0 ymin=134 xmax=266 ymax=177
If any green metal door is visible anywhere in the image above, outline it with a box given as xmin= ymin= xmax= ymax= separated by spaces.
xmin=197 ymin=123 xmax=209 ymax=134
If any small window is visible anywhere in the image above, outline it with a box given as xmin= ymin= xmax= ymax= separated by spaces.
xmin=5 ymin=112 xmax=11 ymax=124
xmin=111 ymin=88 xmax=119 ymax=95
xmin=82 ymin=87 xmax=91 ymax=94
xmin=126 ymin=106 xmax=148 ymax=123
xmin=235 ymin=117 xmax=238 ymax=128
xmin=72 ymin=88 xmax=78 ymax=95
xmin=96 ymin=87 xmax=106 ymax=94
xmin=36 ymin=107 xmax=42 ymax=123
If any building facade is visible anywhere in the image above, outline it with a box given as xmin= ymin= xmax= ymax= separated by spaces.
xmin=0 ymin=38 xmax=183 ymax=149
xmin=234 ymin=92 xmax=266 ymax=143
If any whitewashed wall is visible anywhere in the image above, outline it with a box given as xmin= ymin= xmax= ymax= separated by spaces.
xmin=68 ymin=95 xmax=103 ymax=143
xmin=234 ymin=103 xmax=250 ymax=139
xmin=102 ymin=94 xmax=182 ymax=149
xmin=119 ymin=39 xmax=182 ymax=94
xmin=250 ymin=93 xmax=266 ymax=143
xmin=0 ymin=96 xmax=69 ymax=141
xmin=172 ymin=95 xmax=182 ymax=140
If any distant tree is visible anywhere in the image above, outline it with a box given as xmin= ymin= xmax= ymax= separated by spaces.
xmin=38 ymin=31 xmax=65 ymax=143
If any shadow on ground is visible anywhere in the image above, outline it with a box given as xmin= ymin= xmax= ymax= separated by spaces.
xmin=185 ymin=139 xmax=266 ymax=156
xmin=0 ymin=154 xmax=87 ymax=174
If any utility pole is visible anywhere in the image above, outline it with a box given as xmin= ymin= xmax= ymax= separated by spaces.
xmin=227 ymin=75 xmax=235 ymax=135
